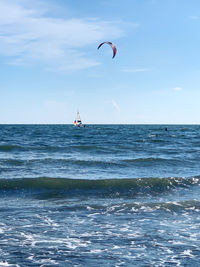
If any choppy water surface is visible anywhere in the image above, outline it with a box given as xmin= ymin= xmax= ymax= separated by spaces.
xmin=0 ymin=124 xmax=200 ymax=266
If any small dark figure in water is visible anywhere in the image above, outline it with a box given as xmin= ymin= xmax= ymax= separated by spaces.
xmin=165 ymin=128 xmax=168 ymax=131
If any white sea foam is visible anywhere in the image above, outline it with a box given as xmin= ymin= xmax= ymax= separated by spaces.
xmin=90 ymin=249 xmax=104 ymax=253
xmin=127 ymin=232 xmax=142 ymax=238
xmin=0 ymin=228 xmax=5 ymax=234
xmin=27 ymin=255 xmax=34 ymax=261
xmin=120 ymin=227 xmax=129 ymax=232
xmin=140 ymin=205 xmax=154 ymax=212
xmin=88 ymin=212 xmax=102 ymax=217
xmin=33 ymin=258 xmax=58 ymax=265
xmin=163 ymin=247 xmax=173 ymax=254
xmin=43 ymin=216 xmax=59 ymax=228
xmin=86 ymin=205 xmax=95 ymax=210
xmin=170 ymin=256 xmax=182 ymax=266
xmin=112 ymin=245 xmax=121 ymax=249
xmin=33 ymin=236 xmax=91 ymax=250
xmin=116 ymin=261 xmax=126 ymax=267
xmin=148 ymin=134 xmax=156 ymax=137
xmin=0 ymin=262 xmax=19 ymax=267
xmin=181 ymin=249 xmax=194 ymax=257
xmin=131 ymin=207 xmax=138 ymax=212
xmin=20 ymin=232 xmax=39 ymax=247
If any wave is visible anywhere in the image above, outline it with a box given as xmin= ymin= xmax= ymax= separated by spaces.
xmin=0 ymin=145 xmax=23 ymax=152
xmin=0 ymin=176 xmax=199 ymax=198
xmin=60 ymin=200 xmax=200 ymax=214
xmin=123 ymin=157 xmax=171 ymax=163
xmin=0 ymin=144 xmax=117 ymax=154
xmin=0 ymin=144 xmax=70 ymax=152
xmin=0 ymin=158 xmax=121 ymax=168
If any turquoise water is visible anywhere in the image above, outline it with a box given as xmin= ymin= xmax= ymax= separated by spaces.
xmin=0 ymin=124 xmax=200 ymax=266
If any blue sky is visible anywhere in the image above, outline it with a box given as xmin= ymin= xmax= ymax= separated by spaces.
xmin=1 ymin=0 xmax=200 ymax=124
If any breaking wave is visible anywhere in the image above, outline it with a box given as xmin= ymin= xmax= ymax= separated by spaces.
xmin=0 ymin=176 xmax=199 ymax=198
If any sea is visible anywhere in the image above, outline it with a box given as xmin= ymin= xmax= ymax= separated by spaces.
xmin=0 ymin=124 xmax=200 ymax=266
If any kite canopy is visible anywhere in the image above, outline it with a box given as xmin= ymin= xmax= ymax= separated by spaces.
xmin=97 ymin=41 xmax=117 ymax=58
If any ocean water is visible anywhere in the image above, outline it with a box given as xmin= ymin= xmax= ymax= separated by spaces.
xmin=0 ymin=124 xmax=200 ymax=266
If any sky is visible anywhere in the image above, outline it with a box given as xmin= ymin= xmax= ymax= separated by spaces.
xmin=1 ymin=0 xmax=200 ymax=124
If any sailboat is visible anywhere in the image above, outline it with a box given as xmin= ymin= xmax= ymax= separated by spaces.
xmin=74 ymin=111 xmax=85 ymax=127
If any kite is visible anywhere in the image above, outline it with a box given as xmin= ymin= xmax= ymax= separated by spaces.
xmin=97 ymin=41 xmax=117 ymax=58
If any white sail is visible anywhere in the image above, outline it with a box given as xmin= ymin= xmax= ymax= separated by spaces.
xmin=74 ymin=111 xmax=83 ymax=126
xmin=76 ymin=112 xmax=81 ymax=123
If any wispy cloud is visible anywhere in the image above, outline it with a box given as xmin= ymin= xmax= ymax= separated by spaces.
xmin=121 ymin=67 xmax=151 ymax=73
xmin=173 ymin=87 xmax=182 ymax=91
xmin=111 ymin=99 xmax=120 ymax=111
xmin=0 ymin=0 xmax=124 ymax=71
xmin=189 ymin=15 xmax=199 ymax=20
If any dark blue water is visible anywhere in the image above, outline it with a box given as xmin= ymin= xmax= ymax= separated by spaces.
xmin=0 ymin=124 xmax=200 ymax=266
